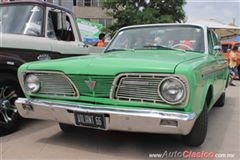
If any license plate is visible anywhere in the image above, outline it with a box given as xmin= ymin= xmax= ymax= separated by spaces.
xmin=74 ymin=112 xmax=105 ymax=129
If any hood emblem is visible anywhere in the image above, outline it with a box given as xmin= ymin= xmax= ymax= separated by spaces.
xmin=84 ymin=80 xmax=96 ymax=90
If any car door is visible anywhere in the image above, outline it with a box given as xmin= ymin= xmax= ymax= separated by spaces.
xmin=210 ymin=30 xmax=228 ymax=98
xmin=212 ymin=31 xmax=228 ymax=94
xmin=45 ymin=7 xmax=89 ymax=55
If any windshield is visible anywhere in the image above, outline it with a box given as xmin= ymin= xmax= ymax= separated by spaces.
xmin=0 ymin=5 xmax=43 ymax=36
xmin=106 ymin=26 xmax=205 ymax=53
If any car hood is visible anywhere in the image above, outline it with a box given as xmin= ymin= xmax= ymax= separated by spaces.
xmin=26 ymin=50 xmax=204 ymax=75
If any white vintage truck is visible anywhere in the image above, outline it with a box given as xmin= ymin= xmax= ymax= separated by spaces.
xmin=0 ymin=0 xmax=101 ymax=135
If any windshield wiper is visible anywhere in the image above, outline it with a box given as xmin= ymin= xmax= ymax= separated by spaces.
xmin=143 ymin=45 xmax=185 ymax=52
xmin=105 ymin=48 xmax=135 ymax=53
xmin=143 ymin=45 xmax=174 ymax=50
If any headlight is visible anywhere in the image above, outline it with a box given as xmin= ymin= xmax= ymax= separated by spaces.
xmin=25 ymin=74 xmax=41 ymax=93
xmin=158 ymin=77 xmax=186 ymax=104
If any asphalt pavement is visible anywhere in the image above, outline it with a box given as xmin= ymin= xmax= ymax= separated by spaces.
xmin=1 ymin=81 xmax=239 ymax=160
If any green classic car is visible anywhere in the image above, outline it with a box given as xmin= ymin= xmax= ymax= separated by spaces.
xmin=15 ymin=24 xmax=228 ymax=146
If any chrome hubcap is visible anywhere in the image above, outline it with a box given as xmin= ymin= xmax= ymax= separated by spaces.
xmin=0 ymin=87 xmax=18 ymax=124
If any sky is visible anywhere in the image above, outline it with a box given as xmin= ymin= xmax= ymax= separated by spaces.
xmin=184 ymin=0 xmax=240 ymax=26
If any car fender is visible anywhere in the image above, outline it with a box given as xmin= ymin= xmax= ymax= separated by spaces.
xmin=0 ymin=64 xmax=19 ymax=77
xmin=0 ymin=54 xmax=25 ymax=68
xmin=189 ymin=79 xmax=213 ymax=116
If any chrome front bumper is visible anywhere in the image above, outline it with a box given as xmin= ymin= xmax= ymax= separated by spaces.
xmin=15 ymin=98 xmax=197 ymax=135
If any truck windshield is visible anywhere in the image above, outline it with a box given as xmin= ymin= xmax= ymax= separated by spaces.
xmin=0 ymin=5 xmax=43 ymax=36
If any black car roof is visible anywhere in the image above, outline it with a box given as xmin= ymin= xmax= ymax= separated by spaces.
xmin=0 ymin=0 xmax=73 ymax=15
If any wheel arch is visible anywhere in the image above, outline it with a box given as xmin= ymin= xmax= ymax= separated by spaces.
xmin=205 ymin=85 xmax=213 ymax=108
xmin=0 ymin=65 xmax=18 ymax=79
xmin=0 ymin=68 xmax=23 ymax=135
xmin=200 ymin=84 xmax=213 ymax=113
xmin=192 ymin=83 xmax=213 ymax=121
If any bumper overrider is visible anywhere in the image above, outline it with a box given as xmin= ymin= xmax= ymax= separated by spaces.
xmin=15 ymin=98 xmax=197 ymax=135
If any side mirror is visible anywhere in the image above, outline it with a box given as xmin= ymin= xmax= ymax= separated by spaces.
xmin=57 ymin=12 xmax=67 ymax=30
xmin=214 ymin=45 xmax=223 ymax=56
xmin=214 ymin=45 xmax=222 ymax=51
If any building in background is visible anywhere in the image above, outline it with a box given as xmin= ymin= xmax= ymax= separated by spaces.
xmin=1 ymin=0 xmax=113 ymax=27
xmin=46 ymin=0 xmax=113 ymax=28
xmin=0 ymin=0 xmax=14 ymax=2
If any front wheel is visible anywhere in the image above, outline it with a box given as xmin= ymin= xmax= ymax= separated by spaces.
xmin=214 ymin=93 xmax=225 ymax=107
xmin=238 ymin=65 xmax=240 ymax=80
xmin=183 ymin=102 xmax=208 ymax=146
xmin=0 ymin=73 xmax=23 ymax=136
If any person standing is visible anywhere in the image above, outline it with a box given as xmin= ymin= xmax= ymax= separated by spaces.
xmin=97 ymin=33 xmax=106 ymax=48
xmin=229 ymin=46 xmax=239 ymax=86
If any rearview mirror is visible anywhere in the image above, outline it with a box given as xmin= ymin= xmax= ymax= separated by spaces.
xmin=57 ymin=12 xmax=67 ymax=30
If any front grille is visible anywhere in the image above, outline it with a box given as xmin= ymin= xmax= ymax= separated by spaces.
xmin=30 ymin=73 xmax=78 ymax=97
xmin=112 ymin=73 xmax=188 ymax=104
xmin=69 ymin=75 xmax=114 ymax=98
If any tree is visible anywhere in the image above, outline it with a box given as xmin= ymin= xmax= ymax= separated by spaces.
xmin=102 ymin=0 xmax=186 ymax=35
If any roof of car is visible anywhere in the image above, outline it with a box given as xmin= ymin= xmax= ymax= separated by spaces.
xmin=119 ymin=23 xmax=207 ymax=31
xmin=0 ymin=0 xmax=73 ymax=14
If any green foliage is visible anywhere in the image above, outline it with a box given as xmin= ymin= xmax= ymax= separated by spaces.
xmin=102 ymin=0 xmax=186 ymax=35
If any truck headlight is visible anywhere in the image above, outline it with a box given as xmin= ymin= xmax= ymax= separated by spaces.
xmin=25 ymin=74 xmax=41 ymax=93
xmin=158 ymin=77 xmax=186 ymax=104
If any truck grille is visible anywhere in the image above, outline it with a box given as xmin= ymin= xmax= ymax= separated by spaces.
xmin=112 ymin=73 xmax=187 ymax=104
xmin=69 ymin=75 xmax=114 ymax=98
xmin=31 ymin=73 xmax=78 ymax=97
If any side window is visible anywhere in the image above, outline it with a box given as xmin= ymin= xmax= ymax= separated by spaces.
xmin=207 ymin=30 xmax=214 ymax=55
xmin=63 ymin=14 xmax=75 ymax=41
xmin=23 ymin=6 xmax=43 ymax=36
xmin=212 ymin=31 xmax=220 ymax=46
xmin=46 ymin=9 xmax=75 ymax=41
xmin=47 ymin=11 xmax=57 ymax=39
xmin=222 ymin=44 xmax=231 ymax=53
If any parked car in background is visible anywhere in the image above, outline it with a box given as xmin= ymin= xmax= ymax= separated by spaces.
xmin=0 ymin=0 xmax=100 ymax=135
xmin=15 ymin=24 xmax=228 ymax=146
xmin=221 ymin=41 xmax=240 ymax=78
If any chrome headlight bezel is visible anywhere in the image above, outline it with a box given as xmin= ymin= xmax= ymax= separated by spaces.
xmin=24 ymin=74 xmax=41 ymax=93
xmin=19 ymin=71 xmax=80 ymax=98
xmin=158 ymin=77 xmax=187 ymax=105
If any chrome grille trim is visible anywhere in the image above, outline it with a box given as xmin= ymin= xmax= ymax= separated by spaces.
xmin=21 ymin=71 xmax=79 ymax=98
xmin=69 ymin=75 xmax=115 ymax=98
xmin=111 ymin=73 xmax=189 ymax=105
